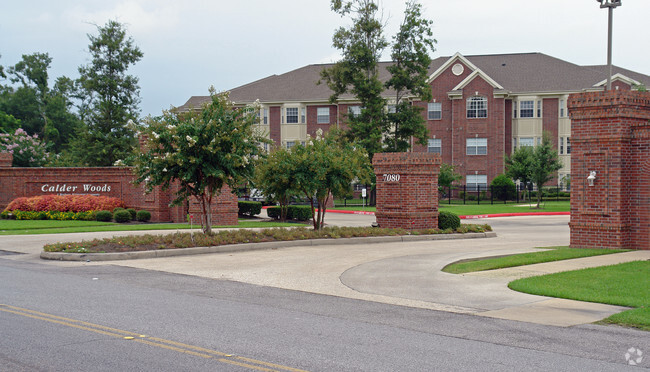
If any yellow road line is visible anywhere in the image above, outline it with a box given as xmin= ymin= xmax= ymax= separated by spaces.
xmin=0 ymin=304 xmax=309 ymax=372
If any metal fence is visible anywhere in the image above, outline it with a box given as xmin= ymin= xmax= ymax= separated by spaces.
xmin=439 ymin=184 xmax=570 ymax=205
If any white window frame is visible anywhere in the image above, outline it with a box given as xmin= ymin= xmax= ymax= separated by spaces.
xmin=566 ymin=137 xmax=571 ymax=154
xmin=285 ymin=141 xmax=296 ymax=150
xmin=519 ymin=137 xmax=534 ymax=147
xmin=349 ymin=105 xmax=361 ymax=118
xmin=466 ymin=174 xmax=488 ymax=192
xmin=285 ymin=107 xmax=299 ymax=124
xmin=263 ymin=108 xmax=268 ymax=125
xmin=467 ymin=96 xmax=487 ymax=118
xmin=520 ymin=100 xmax=534 ymax=118
xmin=427 ymin=138 xmax=441 ymax=154
xmin=301 ymin=107 xmax=306 ymax=124
xmin=428 ymin=102 xmax=442 ymax=120
xmin=387 ymin=104 xmax=396 ymax=114
xmin=317 ymin=107 xmax=330 ymax=124
xmin=466 ymin=138 xmax=487 ymax=155
xmin=537 ymin=100 xmax=542 ymax=118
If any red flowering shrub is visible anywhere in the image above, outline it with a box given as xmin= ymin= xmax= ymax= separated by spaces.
xmin=5 ymin=195 xmax=126 ymax=213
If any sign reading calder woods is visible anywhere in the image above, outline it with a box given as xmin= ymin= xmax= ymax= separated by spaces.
xmin=37 ymin=183 xmax=114 ymax=194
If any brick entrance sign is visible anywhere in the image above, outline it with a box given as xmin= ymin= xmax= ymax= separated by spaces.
xmin=0 ymin=154 xmax=237 ymax=225
xmin=373 ymin=152 xmax=441 ymax=229
xmin=568 ymin=90 xmax=650 ymax=250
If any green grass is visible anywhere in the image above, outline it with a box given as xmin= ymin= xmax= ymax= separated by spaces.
xmin=329 ymin=200 xmax=570 ymax=215
xmin=0 ymin=219 xmax=297 ymax=235
xmin=442 ymin=246 xmax=627 ymax=274
xmin=508 ymin=261 xmax=650 ymax=331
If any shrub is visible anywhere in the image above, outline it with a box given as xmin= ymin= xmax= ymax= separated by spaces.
xmin=126 ymin=208 xmax=137 ymax=220
xmin=95 ymin=210 xmax=112 ymax=222
xmin=287 ymin=205 xmax=312 ymax=221
xmin=238 ymin=201 xmax=262 ymax=217
xmin=113 ymin=207 xmax=125 ymax=214
xmin=266 ymin=206 xmax=281 ymax=219
xmin=438 ymin=211 xmax=461 ymax=230
xmin=114 ymin=210 xmax=131 ymax=223
xmin=136 ymin=210 xmax=151 ymax=222
xmin=490 ymin=174 xmax=516 ymax=201
xmin=4 ymin=195 xmax=125 ymax=213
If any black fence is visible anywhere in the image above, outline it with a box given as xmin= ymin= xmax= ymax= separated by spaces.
xmin=439 ymin=184 xmax=570 ymax=205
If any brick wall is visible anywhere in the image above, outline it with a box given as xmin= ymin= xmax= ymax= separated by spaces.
xmin=373 ymin=152 xmax=441 ymax=229
xmin=568 ymin=90 xmax=650 ymax=250
xmin=0 ymin=159 xmax=237 ymax=224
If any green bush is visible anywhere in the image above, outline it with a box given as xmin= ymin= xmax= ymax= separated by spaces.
xmin=490 ymin=174 xmax=516 ymax=201
xmin=96 ymin=210 xmax=112 ymax=222
xmin=114 ymin=210 xmax=131 ymax=223
xmin=136 ymin=210 xmax=151 ymax=222
xmin=438 ymin=211 xmax=461 ymax=230
xmin=126 ymin=208 xmax=137 ymax=220
xmin=113 ymin=207 xmax=125 ymax=214
xmin=238 ymin=201 xmax=262 ymax=217
xmin=266 ymin=206 xmax=280 ymax=219
xmin=287 ymin=205 xmax=312 ymax=221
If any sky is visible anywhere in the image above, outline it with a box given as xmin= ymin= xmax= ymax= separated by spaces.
xmin=1 ymin=0 xmax=648 ymax=118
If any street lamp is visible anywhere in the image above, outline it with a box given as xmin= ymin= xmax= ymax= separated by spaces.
xmin=596 ymin=0 xmax=622 ymax=91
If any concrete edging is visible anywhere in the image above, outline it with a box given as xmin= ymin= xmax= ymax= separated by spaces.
xmin=40 ymin=231 xmax=497 ymax=262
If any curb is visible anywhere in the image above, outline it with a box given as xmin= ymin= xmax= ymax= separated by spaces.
xmin=40 ymin=231 xmax=497 ymax=262
xmin=324 ymin=209 xmax=570 ymax=219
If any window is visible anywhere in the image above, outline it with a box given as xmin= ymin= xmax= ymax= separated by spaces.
xmin=520 ymin=100 xmax=534 ymax=118
xmin=387 ymin=105 xmax=396 ymax=114
xmin=566 ymin=137 xmax=571 ymax=154
xmin=428 ymin=102 xmax=442 ymax=120
xmin=466 ymin=175 xmax=487 ymax=192
xmin=560 ymin=137 xmax=565 ymax=155
xmin=263 ymin=108 xmax=268 ymax=125
xmin=466 ymin=138 xmax=487 ymax=155
xmin=286 ymin=141 xmax=295 ymax=149
xmin=537 ymin=100 xmax=542 ymax=118
xmin=519 ymin=137 xmax=534 ymax=147
xmin=301 ymin=107 xmax=306 ymax=124
xmin=317 ymin=107 xmax=330 ymax=124
xmin=467 ymin=97 xmax=487 ymax=118
xmin=349 ymin=105 xmax=361 ymax=117
xmin=559 ymin=99 xmax=566 ymax=118
xmin=285 ymin=108 xmax=298 ymax=123
xmin=513 ymin=102 xmax=517 ymax=118
xmin=427 ymin=138 xmax=441 ymax=154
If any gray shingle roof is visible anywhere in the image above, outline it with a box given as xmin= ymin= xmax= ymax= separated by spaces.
xmin=177 ymin=52 xmax=650 ymax=110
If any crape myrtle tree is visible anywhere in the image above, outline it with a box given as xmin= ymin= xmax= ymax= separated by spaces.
xmin=254 ymin=147 xmax=296 ymax=222
xmin=134 ymin=89 xmax=268 ymax=235
xmin=289 ymin=129 xmax=372 ymax=230
xmin=384 ymin=0 xmax=436 ymax=152
xmin=505 ymin=132 xmax=562 ymax=208
xmin=74 ymin=20 xmax=143 ymax=166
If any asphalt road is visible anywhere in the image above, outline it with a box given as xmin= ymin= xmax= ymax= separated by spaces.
xmin=1 ymin=253 xmax=648 ymax=369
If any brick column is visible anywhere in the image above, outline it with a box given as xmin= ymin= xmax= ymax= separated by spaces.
xmin=0 ymin=153 xmax=12 ymax=167
xmin=372 ymin=152 xmax=441 ymax=229
xmin=568 ymin=91 xmax=650 ymax=250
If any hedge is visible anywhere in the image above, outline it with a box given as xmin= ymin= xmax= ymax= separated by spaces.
xmin=95 ymin=210 xmax=113 ymax=222
xmin=136 ymin=210 xmax=151 ymax=222
xmin=438 ymin=211 xmax=461 ymax=230
xmin=238 ymin=201 xmax=262 ymax=217
xmin=4 ymin=195 xmax=125 ymax=213
xmin=267 ymin=205 xmax=313 ymax=221
xmin=114 ymin=210 xmax=132 ymax=223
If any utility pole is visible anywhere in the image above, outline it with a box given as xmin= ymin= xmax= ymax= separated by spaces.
xmin=597 ymin=0 xmax=622 ymax=91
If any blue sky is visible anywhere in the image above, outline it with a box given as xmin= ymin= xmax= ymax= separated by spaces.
xmin=1 ymin=0 xmax=648 ymax=118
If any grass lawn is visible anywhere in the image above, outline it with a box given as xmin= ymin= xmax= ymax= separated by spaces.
xmin=442 ymin=246 xmax=628 ymax=274
xmin=0 ymin=219 xmax=297 ymax=235
xmin=329 ymin=200 xmax=570 ymax=215
xmin=508 ymin=261 xmax=650 ymax=331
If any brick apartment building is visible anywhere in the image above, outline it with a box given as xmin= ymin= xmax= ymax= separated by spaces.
xmin=178 ymin=52 xmax=649 ymax=189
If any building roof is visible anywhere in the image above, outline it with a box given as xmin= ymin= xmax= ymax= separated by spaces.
xmin=177 ymin=52 xmax=650 ymax=110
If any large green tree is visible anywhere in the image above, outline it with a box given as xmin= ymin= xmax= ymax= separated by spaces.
xmin=320 ymin=0 xmax=388 ymax=160
xmin=134 ymin=89 xmax=267 ymax=235
xmin=254 ymin=147 xmax=296 ymax=221
xmin=74 ymin=20 xmax=143 ymax=166
xmin=385 ymin=0 xmax=436 ymax=152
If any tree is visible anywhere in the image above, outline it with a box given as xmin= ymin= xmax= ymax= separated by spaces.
xmin=505 ymin=133 xmax=562 ymax=208
xmin=320 ymin=0 xmax=388 ymax=160
xmin=529 ymin=133 xmax=562 ymax=208
xmin=254 ymin=147 xmax=296 ymax=221
xmin=75 ymin=20 xmax=143 ymax=166
xmin=438 ymin=163 xmax=462 ymax=191
xmin=290 ymin=129 xmax=372 ymax=230
xmin=0 ymin=128 xmax=49 ymax=167
xmin=134 ymin=89 xmax=267 ymax=235
xmin=385 ymin=0 xmax=436 ymax=152
xmin=490 ymin=174 xmax=516 ymax=201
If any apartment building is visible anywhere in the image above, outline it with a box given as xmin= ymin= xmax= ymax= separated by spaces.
xmin=178 ymin=52 xmax=650 ymax=188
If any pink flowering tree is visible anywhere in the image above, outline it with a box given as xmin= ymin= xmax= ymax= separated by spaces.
xmin=0 ymin=128 xmax=49 ymax=167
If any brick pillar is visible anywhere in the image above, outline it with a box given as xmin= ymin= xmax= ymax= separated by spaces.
xmin=0 ymin=153 xmax=12 ymax=167
xmin=568 ymin=90 xmax=650 ymax=250
xmin=372 ymin=152 xmax=441 ymax=229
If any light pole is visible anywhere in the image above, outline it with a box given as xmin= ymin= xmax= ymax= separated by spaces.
xmin=597 ymin=0 xmax=622 ymax=91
